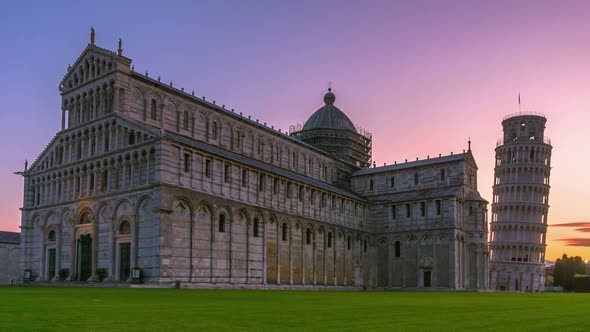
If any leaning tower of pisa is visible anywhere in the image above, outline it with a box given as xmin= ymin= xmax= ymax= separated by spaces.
xmin=489 ymin=112 xmax=552 ymax=292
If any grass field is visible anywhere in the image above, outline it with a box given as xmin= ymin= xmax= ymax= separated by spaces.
xmin=0 ymin=287 xmax=588 ymax=331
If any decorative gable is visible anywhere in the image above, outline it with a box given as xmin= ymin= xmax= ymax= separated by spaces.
xmin=59 ymin=45 xmax=119 ymax=92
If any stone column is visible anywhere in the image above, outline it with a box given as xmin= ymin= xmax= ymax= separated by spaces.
xmin=289 ymin=224 xmax=293 ymax=285
xmin=323 ymin=233 xmax=327 ymax=285
xmin=122 ymin=161 xmax=127 ymax=188
xmin=109 ymin=221 xmax=116 ymax=281
xmin=246 ymin=218 xmax=250 ymax=284
xmin=432 ymin=236 xmax=437 ymax=288
xmin=262 ymin=221 xmax=267 ymax=285
xmin=92 ymin=90 xmax=97 ymax=119
xmin=39 ymin=222 xmax=46 ymax=281
xmin=91 ymin=220 xmax=98 ymax=280
xmin=143 ymin=98 xmax=148 ymax=121
xmin=56 ymin=224 xmax=62 ymax=280
xmin=114 ymin=126 xmax=119 ymax=151
xmin=301 ymin=226 xmax=305 ymax=285
xmin=312 ymin=235 xmax=317 ymax=285
xmin=61 ymin=106 xmax=66 ymax=130
xmin=145 ymin=156 xmax=150 ymax=185
xmin=106 ymin=85 xmax=113 ymax=114
xmin=113 ymin=86 xmax=120 ymax=113
xmin=276 ymin=223 xmax=280 ymax=285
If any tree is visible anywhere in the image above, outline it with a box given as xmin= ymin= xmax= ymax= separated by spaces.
xmin=553 ymin=254 xmax=586 ymax=291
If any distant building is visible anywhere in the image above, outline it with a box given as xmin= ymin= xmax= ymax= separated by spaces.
xmin=18 ymin=30 xmax=489 ymax=289
xmin=489 ymin=113 xmax=552 ymax=292
xmin=0 ymin=231 xmax=20 ymax=285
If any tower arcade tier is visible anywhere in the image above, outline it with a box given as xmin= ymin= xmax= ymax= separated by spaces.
xmin=489 ymin=112 xmax=552 ymax=292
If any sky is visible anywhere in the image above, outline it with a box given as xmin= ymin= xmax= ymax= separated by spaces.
xmin=0 ymin=0 xmax=589 ymax=262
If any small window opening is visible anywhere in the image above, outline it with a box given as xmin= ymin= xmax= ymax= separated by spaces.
xmin=282 ymin=224 xmax=288 ymax=241
xmin=253 ymin=218 xmax=259 ymax=238
xmin=184 ymin=153 xmax=190 ymax=173
xmin=218 ymin=214 xmax=226 ymax=232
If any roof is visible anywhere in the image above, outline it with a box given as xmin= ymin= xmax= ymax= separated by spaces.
xmin=353 ymin=153 xmax=468 ymax=176
xmin=364 ymin=186 xmax=464 ymax=204
xmin=466 ymin=191 xmax=488 ymax=203
xmin=0 ymin=231 xmax=20 ymax=244
xmin=129 ymin=71 xmax=339 ymax=161
xmin=302 ymin=90 xmax=357 ymax=132
xmin=165 ymin=131 xmax=366 ymax=202
xmin=302 ymin=104 xmax=357 ymax=132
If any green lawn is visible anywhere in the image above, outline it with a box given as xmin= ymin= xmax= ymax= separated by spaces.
xmin=0 ymin=287 xmax=588 ymax=331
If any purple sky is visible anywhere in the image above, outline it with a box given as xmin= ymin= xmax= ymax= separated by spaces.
xmin=1 ymin=0 xmax=589 ymax=260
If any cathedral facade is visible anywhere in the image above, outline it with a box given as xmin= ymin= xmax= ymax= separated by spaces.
xmin=19 ymin=33 xmax=489 ymax=289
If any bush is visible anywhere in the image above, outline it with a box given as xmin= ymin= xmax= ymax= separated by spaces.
xmin=572 ymin=274 xmax=590 ymax=292
xmin=58 ymin=269 xmax=70 ymax=281
xmin=96 ymin=268 xmax=107 ymax=282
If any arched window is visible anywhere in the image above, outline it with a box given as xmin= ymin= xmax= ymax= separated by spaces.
xmin=182 ymin=111 xmax=189 ymax=130
xmin=510 ymin=129 xmax=517 ymax=140
xmin=119 ymin=220 xmax=131 ymax=234
xmin=327 ymin=232 xmax=333 ymax=248
xmin=48 ymin=230 xmax=56 ymax=242
xmin=253 ymin=218 xmax=259 ymax=238
xmin=347 ymin=236 xmax=352 ymax=250
xmin=306 ymin=228 xmax=312 ymax=245
xmin=212 ymin=122 xmax=218 ymax=140
xmin=395 ymin=241 xmax=401 ymax=257
xmin=80 ymin=211 xmax=91 ymax=224
xmin=150 ymin=99 xmax=157 ymax=120
xmin=440 ymin=168 xmax=446 ymax=181
xmin=363 ymin=239 xmax=368 ymax=252
xmin=414 ymin=172 xmax=419 ymax=185
xmin=282 ymin=224 xmax=288 ymax=241
xmin=218 ymin=214 xmax=226 ymax=233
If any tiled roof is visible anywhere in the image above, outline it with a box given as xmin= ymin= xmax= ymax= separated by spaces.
xmin=364 ymin=186 xmax=463 ymax=204
xmin=353 ymin=153 xmax=468 ymax=176
xmin=466 ymin=191 xmax=488 ymax=203
xmin=165 ymin=131 xmax=365 ymax=202
xmin=0 ymin=231 xmax=20 ymax=244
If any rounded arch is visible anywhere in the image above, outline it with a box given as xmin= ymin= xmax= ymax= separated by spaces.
xmin=215 ymin=205 xmax=233 ymax=221
xmin=236 ymin=208 xmax=250 ymax=225
xmin=196 ymin=200 xmax=214 ymax=215
xmin=74 ymin=202 xmax=95 ymax=224
xmin=113 ymin=198 xmax=133 ymax=219
xmin=45 ymin=211 xmax=59 ymax=226
xmin=117 ymin=219 xmax=131 ymax=235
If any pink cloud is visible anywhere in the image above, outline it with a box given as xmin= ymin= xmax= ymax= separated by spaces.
xmin=558 ymin=238 xmax=590 ymax=247
xmin=551 ymin=222 xmax=590 ymax=228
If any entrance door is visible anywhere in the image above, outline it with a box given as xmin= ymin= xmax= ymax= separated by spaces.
xmin=424 ymin=271 xmax=432 ymax=287
xmin=119 ymin=243 xmax=131 ymax=281
xmin=47 ymin=248 xmax=56 ymax=280
xmin=79 ymin=235 xmax=92 ymax=281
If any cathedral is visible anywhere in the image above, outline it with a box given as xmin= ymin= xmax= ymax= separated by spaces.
xmin=19 ymin=31 xmax=489 ymax=289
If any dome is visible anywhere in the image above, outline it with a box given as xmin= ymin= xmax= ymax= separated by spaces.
xmin=302 ymin=89 xmax=357 ymax=132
